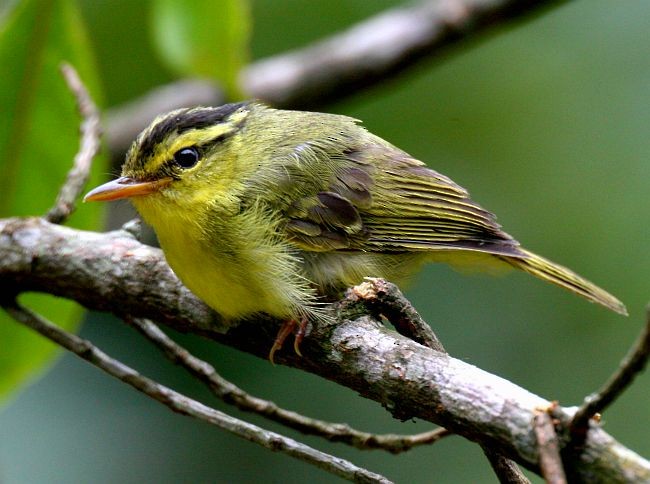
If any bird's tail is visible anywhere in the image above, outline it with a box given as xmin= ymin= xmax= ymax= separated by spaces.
xmin=504 ymin=248 xmax=627 ymax=315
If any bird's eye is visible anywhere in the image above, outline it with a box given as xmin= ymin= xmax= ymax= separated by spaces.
xmin=173 ymin=147 xmax=200 ymax=169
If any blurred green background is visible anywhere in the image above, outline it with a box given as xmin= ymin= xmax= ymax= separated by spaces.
xmin=1 ymin=0 xmax=649 ymax=482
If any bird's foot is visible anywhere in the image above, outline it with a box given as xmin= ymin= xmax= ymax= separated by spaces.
xmin=268 ymin=317 xmax=308 ymax=364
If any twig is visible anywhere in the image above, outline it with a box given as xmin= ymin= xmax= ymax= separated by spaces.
xmin=126 ymin=316 xmax=451 ymax=453
xmin=569 ymin=307 xmax=650 ymax=448
xmin=120 ymin=217 xmax=143 ymax=241
xmin=347 ymin=278 xmax=445 ymax=353
xmin=46 ymin=63 xmax=101 ymax=224
xmin=534 ymin=406 xmax=567 ymax=484
xmin=105 ymin=0 xmax=567 ymax=155
xmin=1 ymin=300 xmax=392 ymax=484
xmin=481 ymin=445 xmax=531 ymax=484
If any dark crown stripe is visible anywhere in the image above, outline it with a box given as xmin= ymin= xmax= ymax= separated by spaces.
xmin=138 ymin=101 xmax=249 ymax=159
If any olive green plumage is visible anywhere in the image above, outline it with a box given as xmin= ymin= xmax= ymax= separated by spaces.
xmin=86 ymin=101 xmax=627 ymax=338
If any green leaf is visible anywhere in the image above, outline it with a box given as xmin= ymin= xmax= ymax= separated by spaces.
xmin=0 ymin=0 xmax=105 ymax=401
xmin=151 ymin=0 xmax=250 ymax=99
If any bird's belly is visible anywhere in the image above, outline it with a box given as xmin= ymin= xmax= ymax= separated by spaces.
xmin=157 ymin=231 xmax=289 ymax=320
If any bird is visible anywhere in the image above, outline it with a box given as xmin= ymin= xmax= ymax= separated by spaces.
xmin=84 ymin=101 xmax=627 ymax=360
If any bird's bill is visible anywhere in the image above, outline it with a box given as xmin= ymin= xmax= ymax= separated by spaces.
xmin=83 ymin=176 xmax=173 ymax=202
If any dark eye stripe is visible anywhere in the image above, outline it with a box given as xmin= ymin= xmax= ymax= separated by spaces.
xmin=199 ymin=133 xmax=227 ymax=151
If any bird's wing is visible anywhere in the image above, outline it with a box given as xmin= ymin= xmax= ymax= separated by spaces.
xmin=282 ymin=142 xmax=523 ymax=257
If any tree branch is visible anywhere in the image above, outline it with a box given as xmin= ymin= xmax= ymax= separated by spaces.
xmin=126 ymin=316 xmax=451 ymax=453
xmin=534 ymin=405 xmax=567 ymax=484
xmin=242 ymin=0 xmax=567 ymax=108
xmin=481 ymin=445 xmax=531 ymax=484
xmin=569 ymin=308 xmax=650 ymax=448
xmin=350 ymin=279 xmax=525 ymax=481
xmin=45 ymin=64 xmax=101 ymax=224
xmin=347 ymin=278 xmax=445 ymax=353
xmin=1 ymin=216 xmax=649 ymax=482
xmin=1 ymin=299 xmax=391 ymax=484
xmin=105 ymin=0 xmax=567 ymax=156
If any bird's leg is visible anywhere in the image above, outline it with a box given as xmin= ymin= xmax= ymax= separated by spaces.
xmin=293 ymin=318 xmax=308 ymax=357
xmin=268 ymin=316 xmax=308 ymax=363
xmin=269 ymin=320 xmax=295 ymax=363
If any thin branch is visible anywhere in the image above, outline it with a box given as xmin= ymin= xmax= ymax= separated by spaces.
xmin=120 ymin=217 xmax=143 ymax=240
xmin=347 ymin=278 xmax=445 ymax=352
xmin=534 ymin=407 xmax=567 ymax=484
xmin=1 ymin=217 xmax=650 ymax=482
xmin=242 ymin=0 xmax=568 ymax=108
xmin=126 ymin=316 xmax=451 ymax=453
xmin=46 ymin=63 xmax=101 ymax=224
xmin=105 ymin=0 xmax=567 ymax=155
xmin=569 ymin=307 xmax=650 ymax=448
xmin=1 ymin=300 xmax=392 ymax=484
xmin=481 ymin=445 xmax=531 ymax=484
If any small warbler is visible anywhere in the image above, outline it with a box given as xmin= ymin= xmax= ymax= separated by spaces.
xmin=85 ymin=102 xmax=626 ymax=360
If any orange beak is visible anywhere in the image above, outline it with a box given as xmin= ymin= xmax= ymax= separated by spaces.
xmin=83 ymin=176 xmax=173 ymax=202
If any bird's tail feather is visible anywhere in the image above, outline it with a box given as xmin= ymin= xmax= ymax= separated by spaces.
xmin=504 ymin=249 xmax=627 ymax=315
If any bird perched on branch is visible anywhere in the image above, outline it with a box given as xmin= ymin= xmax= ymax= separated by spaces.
xmin=85 ymin=101 xmax=626 ymax=360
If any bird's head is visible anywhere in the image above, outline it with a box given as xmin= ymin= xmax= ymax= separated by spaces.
xmin=84 ymin=102 xmax=253 ymax=215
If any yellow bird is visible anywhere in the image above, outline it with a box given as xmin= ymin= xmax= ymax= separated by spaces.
xmin=85 ymin=102 xmax=627 ymax=360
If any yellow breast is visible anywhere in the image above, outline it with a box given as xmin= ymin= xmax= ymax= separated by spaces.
xmin=133 ymin=195 xmax=315 ymax=322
